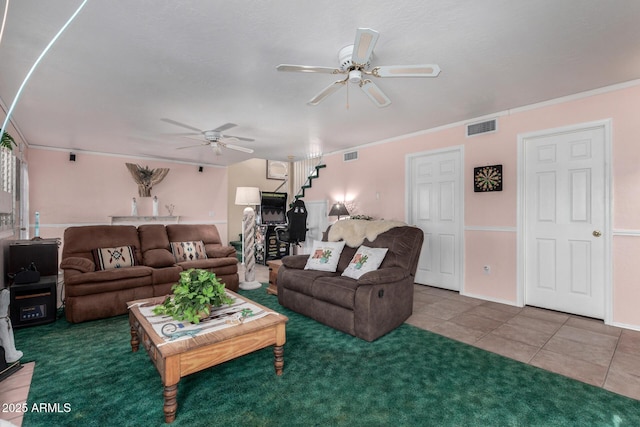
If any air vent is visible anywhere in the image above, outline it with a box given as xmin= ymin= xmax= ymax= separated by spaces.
xmin=343 ymin=151 xmax=358 ymax=162
xmin=466 ymin=119 xmax=497 ymax=137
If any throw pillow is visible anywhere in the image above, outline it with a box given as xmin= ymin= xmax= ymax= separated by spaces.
xmin=304 ymin=241 xmax=346 ymax=272
xmin=92 ymin=246 xmax=137 ymax=271
xmin=171 ymin=241 xmax=208 ymax=262
xmin=341 ymin=245 xmax=388 ymax=280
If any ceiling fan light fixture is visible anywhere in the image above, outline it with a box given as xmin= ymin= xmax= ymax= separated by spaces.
xmin=348 ymin=69 xmax=362 ymax=84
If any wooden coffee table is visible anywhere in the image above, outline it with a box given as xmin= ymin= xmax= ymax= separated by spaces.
xmin=128 ymin=291 xmax=288 ymax=423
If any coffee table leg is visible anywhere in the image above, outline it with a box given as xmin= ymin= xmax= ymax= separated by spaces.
xmin=164 ymin=384 xmax=178 ymax=423
xmin=129 ymin=323 xmax=139 ymax=352
xmin=274 ymin=345 xmax=284 ymax=375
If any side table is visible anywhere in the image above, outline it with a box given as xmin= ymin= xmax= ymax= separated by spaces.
xmin=266 ymin=259 xmax=282 ymax=295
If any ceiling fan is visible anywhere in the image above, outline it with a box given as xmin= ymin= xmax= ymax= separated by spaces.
xmin=277 ymin=28 xmax=440 ymax=108
xmin=161 ymin=118 xmax=255 ymax=155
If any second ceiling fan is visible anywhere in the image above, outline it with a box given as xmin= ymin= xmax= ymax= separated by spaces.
xmin=277 ymin=28 xmax=441 ymax=107
xmin=161 ymin=118 xmax=255 ymax=155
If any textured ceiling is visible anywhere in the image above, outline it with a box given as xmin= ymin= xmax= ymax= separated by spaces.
xmin=1 ymin=0 xmax=639 ymax=166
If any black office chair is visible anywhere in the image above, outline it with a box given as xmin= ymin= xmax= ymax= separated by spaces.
xmin=275 ymin=199 xmax=308 ymax=246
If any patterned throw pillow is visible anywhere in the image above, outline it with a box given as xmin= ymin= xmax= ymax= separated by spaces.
xmin=92 ymin=246 xmax=137 ymax=271
xmin=341 ymin=246 xmax=388 ymax=280
xmin=170 ymin=241 xmax=208 ymax=262
xmin=304 ymin=241 xmax=346 ymax=272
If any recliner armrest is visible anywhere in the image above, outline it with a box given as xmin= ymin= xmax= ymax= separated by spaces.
xmin=357 ymin=267 xmax=409 ymax=285
xmin=60 ymin=256 xmax=95 ymax=273
xmin=281 ymin=255 xmax=309 ymax=270
xmin=206 ymin=246 xmax=237 ymax=258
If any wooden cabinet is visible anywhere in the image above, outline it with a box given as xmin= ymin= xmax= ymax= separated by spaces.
xmin=266 ymin=259 xmax=282 ymax=295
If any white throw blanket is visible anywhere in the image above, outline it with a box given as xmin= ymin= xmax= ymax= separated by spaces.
xmin=327 ymin=219 xmax=407 ymax=247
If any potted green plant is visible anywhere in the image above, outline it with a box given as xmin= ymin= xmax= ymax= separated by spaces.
xmin=1 ymin=131 xmax=16 ymax=150
xmin=152 ymin=268 xmax=234 ymax=324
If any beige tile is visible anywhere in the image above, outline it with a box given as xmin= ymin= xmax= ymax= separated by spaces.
xmin=450 ymin=313 xmax=503 ymax=334
xmin=521 ymin=306 xmax=570 ymax=324
xmin=446 ymin=293 xmax=485 ymax=306
xmin=474 ymin=334 xmax=540 ymax=364
xmin=530 ymin=349 xmax=608 ymax=387
xmin=553 ymin=325 xmax=618 ymax=350
xmin=507 ymin=314 xmax=564 ymax=335
xmin=565 ymin=316 xmax=622 ymax=338
xmin=480 ymin=301 xmax=523 ymax=315
xmin=466 ymin=305 xmax=519 ymax=323
xmin=491 ymin=323 xmax=552 ymax=348
xmin=413 ymin=291 xmax=445 ymax=306
xmin=423 ymin=298 xmax=475 ymax=321
xmin=609 ymin=350 xmax=640 ymax=378
xmin=405 ymin=312 xmax=446 ymax=330
xmin=604 ymin=369 xmax=640 ymax=401
xmin=543 ymin=335 xmax=615 ymax=367
xmin=617 ymin=329 xmax=640 ymax=354
xmin=430 ymin=321 xmax=486 ymax=345
xmin=419 ymin=286 xmax=460 ymax=299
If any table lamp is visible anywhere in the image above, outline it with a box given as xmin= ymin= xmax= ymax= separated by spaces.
xmin=329 ymin=202 xmax=349 ymax=220
xmin=235 ymin=187 xmax=262 ymax=290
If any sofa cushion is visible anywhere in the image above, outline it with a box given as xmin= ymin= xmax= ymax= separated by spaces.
xmin=313 ymin=275 xmax=358 ymax=310
xmin=342 ymin=246 xmax=388 ymax=280
xmin=144 ymin=248 xmax=176 ymax=268
xmin=304 ymin=241 xmax=346 ymax=272
xmin=92 ymin=246 xmax=137 ymax=270
xmin=280 ymin=268 xmax=338 ymax=296
xmin=175 ymin=257 xmax=238 ymax=271
xmin=64 ymin=265 xmax=153 ymax=287
xmin=170 ymin=241 xmax=208 ymax=262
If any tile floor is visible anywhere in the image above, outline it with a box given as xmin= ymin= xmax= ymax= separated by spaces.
xmin=407 ymin=282 xmax=640 ymax=401
xmin=2 ymin=265 xmax=640 ymax=426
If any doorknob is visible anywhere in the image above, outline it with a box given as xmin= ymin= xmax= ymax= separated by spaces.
xmin=593 ymin=230 xmax=602 ymax=237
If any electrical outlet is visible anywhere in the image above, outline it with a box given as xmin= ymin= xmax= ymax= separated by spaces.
xmin=483 ymin=265 xmax=491 ymax=274
xmin=208 ymin=211 xmax=215 ymax=217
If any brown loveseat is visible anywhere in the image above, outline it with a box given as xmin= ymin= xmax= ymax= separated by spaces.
xmin=61 ymin=224 xmax=238 ymax=323
xmin=277 ymin=222 xmax=423 ymax=341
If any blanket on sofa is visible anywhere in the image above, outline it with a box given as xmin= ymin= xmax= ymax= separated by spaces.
xmin=327 ymin=219 xmax=407 ymax=247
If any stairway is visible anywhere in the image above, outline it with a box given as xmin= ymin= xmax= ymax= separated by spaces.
xmin=294 ymin=163 xmax=326 ymax=200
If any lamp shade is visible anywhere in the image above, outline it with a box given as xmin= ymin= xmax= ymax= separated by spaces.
xmin=235 ymin=187 xmax=261 ymax=206
xmin=329 ymin=202 xmax=349 ymax=217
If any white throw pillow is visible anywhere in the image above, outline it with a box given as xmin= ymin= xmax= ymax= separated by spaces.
xmin=341 ymin=245 xmax=388 ymax=280
xmin=304 ymin=241 xmax=346 ymax=272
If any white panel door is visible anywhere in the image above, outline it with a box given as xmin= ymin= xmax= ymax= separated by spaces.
xmin=524 ymin=126 xmax=607 ymax=318
xmin=408 ymin=149 xmax=462 ymax=290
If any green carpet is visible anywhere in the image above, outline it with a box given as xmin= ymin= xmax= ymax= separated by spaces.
xmin=14 ymin=284 xmax=640 ymax=426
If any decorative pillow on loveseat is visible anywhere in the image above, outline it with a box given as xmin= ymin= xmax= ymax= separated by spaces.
xmin=341 ymin=245 xmax=388 ymax=279
xmin=304 ymin=241 xmax=346 ymax=272
xmin=171 ymin=241 xmax=208 ymax=262
xmin=92 ymin=246 xmax=137 ymax=270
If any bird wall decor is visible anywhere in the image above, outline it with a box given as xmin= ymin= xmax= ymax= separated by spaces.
xmin=125 ymin=163 xmax=169 ymax=197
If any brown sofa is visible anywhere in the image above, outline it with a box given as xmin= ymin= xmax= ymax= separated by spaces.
xmin=277 ymin=223 xmax=423 ymax=341
xmin=61 ymin=224 xmax=238 ymax=323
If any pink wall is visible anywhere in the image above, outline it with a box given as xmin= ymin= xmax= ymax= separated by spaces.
xmin=304 ymin=82 xmax=640 ymax=329
xmin=27 ymin=149 xmax=230 ymax=243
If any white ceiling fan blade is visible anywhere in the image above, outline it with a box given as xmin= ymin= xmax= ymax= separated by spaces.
xmin=223 ymin=143 xmax=254 ymax=154
xmin=212 ymin=123 xmax=237 ymax=132
xmin=351 ymin=28 xmax=379 ymax=65
xmin=276 ymin=64 xmax=340 ymax=74
xmin=221 ymin=134 xmax=254 ymax=142
xmin=176 ymin=143 xmax=208 ymax=150
xmin=161 ymin=118 xmax=203 ymax=133
xmin=308 ymin=81 xmax=345 ymax=106
xmin=360 ymin=80 xmax=391 ymax=107
xmin=374 ymin=64 xmax=441 ymax=78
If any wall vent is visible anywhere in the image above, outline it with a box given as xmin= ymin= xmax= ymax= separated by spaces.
xmin=466 ymin=119 xmax=497 ymax=137
xmin=343 ymin=151 xmax=358 ymax=162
